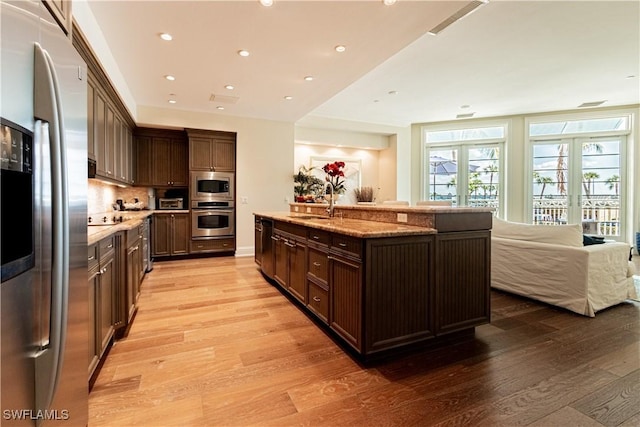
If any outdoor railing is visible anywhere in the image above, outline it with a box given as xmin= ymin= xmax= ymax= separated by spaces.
xmin=532 ymin=197 xmax=620 ymax=236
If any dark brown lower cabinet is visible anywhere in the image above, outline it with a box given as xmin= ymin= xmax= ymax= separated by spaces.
xmin=258 ymin=217 xmax=490 ymax=361
xmin=153 ymin=213 xmax=189 ymax=258
xmin=273 ymin=225 xmax=307 ymax=304
xmin=88 ymin=234 xmax=118 ymax=382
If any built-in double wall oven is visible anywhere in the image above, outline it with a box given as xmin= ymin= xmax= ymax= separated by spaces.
xmin=190 ymin=171 xmax=235 ymax=239
xmin=191 ymin=200 xmax=235 ymax=238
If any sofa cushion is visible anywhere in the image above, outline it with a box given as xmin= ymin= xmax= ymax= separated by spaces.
xmin=492 ymin=217 xmax=583 ymax=247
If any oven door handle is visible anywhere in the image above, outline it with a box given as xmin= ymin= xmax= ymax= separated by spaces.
xmin=192 ymin=209 xmax=234 ymax=214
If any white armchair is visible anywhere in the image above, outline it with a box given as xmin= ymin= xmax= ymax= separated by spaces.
xmin=491 ymin=217 xmax=636 ymax=317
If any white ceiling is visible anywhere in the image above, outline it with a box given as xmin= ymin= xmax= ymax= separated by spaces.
xmin=86 ymin=0 xmax=640 ymax=129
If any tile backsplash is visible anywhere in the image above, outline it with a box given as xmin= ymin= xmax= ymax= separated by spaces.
xmin=88 ymin=180 xmax=152 ymax=215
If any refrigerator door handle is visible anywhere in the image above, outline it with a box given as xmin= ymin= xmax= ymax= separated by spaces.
xmin=33 ymin=42 xmax=70 ymax=421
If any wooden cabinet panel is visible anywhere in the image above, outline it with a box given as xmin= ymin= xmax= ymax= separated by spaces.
xmin=307 ymin=281 xmax=329 ymax=324
xmin=134 ymin=135 xmax=153 ymax=186
xmin=191 ymin=237 xmax=235 ymax=253
xmin=172 ymin=213 xmax=190 ymax=255
xmin=330 ymin=254 xmax=362 ymax=350
xmin=136 ymin=128 xmax=188 ymax=187
xmin=288 ymin=239 xmax=307 ymax=303
xmin=153 ymin=213 xmax=189 ymax=257
xmin=87 ymin=78 xmax=96 ymax=161
xmin=87 ymin=263 xmax=98 ymax=378
xmin=187 ymin=129 xmax=236 ymax=172
xmin=95 ymin=91 xmax=108 ymax=177
xmin=307 ymin=246 xmax=328 ymax=284
xmin=43 ymin=0 xmax=71 ymax=36
xmin=189 ymin=137 xmax=213 ymax=171
xmin=214 ymin=140 xmax=235 ymax=171
xmin=152 ymin=137 xmax=171 ymax=186
xmin=273 ymin=234 xmax=288 ymax=288
xmin=435 ymin=231 xmax=491 ymax=335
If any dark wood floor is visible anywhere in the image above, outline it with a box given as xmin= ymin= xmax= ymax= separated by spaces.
xmin=89 ymin=256 xmax=640 ymax=426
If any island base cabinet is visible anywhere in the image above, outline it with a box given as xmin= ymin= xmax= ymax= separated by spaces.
xmin=435 ymin=231 xmax=491 ymax=335
xmin=364 ymin=237 xmax=435 ymax=355
xmin=329 ymin=254 xmax=362 ymax=351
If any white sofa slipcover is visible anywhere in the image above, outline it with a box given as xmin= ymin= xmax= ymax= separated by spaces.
xmin=491 ymin=217 xmax=637 ymax=317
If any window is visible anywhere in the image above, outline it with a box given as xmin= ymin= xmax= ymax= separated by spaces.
xmin=423 ymin=124 xmax=506 ymax=215
xmin=528 ymin=115 xmax=630 ymax=239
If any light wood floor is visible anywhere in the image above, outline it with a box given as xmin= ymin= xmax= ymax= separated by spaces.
xmin=89 ymin=256 xmax=640 ymax=426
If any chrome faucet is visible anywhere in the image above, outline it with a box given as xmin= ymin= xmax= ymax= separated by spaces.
xmin=325 ymin=181 xmax=335 ymax=218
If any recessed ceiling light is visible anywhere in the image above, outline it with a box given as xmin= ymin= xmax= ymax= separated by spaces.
xmin=225 ymin=84 xmax=234 ymax=90
xmin=383 ymin=0 xmax=396 ymax=5
xmin=460 ymin=104 xmax=471 ymax=109
xmin=168 ymin=99 xmax=177 ymax=104
xmin=626 ymin=75 xmax=636 ymax=79
xmin=216 ymin=106 xmax=225 ymax=110
xmin=284 ymin=96 xmax=293 ymax=100
xmin=165 ymin=75 xmax=175 ymax=81
xmin=456 ymin=112 xmax=475 ymax=119
xmin=335 ymin=45 xmax=346 ymax=53
xmin=238 ymin=50 xmax=250 ymax=57
xmin=160 ymin=33 xmax=172 ymax=41
xmin=304 ymin=76 xmax=313 ymax=81
xmin=373 ymin=99 xmax=380 ymax=103
xmin=259 ymin=0 xmax=273 ymax=6
xmin=388 ymin=90 xmax=398 ymax=95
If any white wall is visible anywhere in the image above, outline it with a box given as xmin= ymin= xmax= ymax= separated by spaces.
xmin=137 ymin=106 xmax=294 ymax=257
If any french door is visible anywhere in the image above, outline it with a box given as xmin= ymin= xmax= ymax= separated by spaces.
xmin=530 ymin=136 xmax=625 ymax=238
xmin=426 ymin=143 xmax=502 ymax=214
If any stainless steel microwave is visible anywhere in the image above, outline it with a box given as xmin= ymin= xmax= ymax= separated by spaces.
xmin=191 ymin=171 xmax=234 ymax=201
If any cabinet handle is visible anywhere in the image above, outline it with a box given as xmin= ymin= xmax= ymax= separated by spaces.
xmin=285 ymin=241 xmax=296 ymax=248
xmin=338 ymin=242 xmax=347 ymax=247
xmin=313 ymin=262 xmax=321 ymax=267
xmin=313 ymin=296 xmax=321 ymax=302
xmin=88 ymin=255 xmax=95 ymax=261
xmin=312 ymin=235 xmax=319 ymax=240
xmin=271 ymin=236 xmax=279 ymax=241
xmin=107 ymin=243 xmax=113 ymax=249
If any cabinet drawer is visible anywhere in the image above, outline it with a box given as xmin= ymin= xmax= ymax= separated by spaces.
xmin=307 ymin=247 xmax=328 ymax=283
xmin=331 ymin=234 xmax=362 ymax=259
xmin=190 ymin=238 xmax=235 ymax=253
xmin=99 ymin=236 xmax=115 ymax=260
xmin=307 ymin=228 xmax=330 ymax=246
xmin=275 ymin=221 xmax=306 ymax=239
xmin=307 ymin=281 xmax=328 ymax=324
xmin=88 ymin=243 xmax=99 ymax=270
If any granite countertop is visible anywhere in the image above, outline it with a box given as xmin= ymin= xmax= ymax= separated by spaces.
xmin=87 ymin=210 xmax=155 ymax=245
xmin=254 ymin=212 xmax=436 ymax=238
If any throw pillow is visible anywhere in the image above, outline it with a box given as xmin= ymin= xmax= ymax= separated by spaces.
xmin=583 ymin=235 xmax=605 ymax=246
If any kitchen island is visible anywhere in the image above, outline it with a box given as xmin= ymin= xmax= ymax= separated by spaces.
xmin=254 ymin=205 xmax=493 ymax=361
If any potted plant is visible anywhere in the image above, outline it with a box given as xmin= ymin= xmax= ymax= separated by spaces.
xmin=293 ymin=165 xmax=324 ymax=202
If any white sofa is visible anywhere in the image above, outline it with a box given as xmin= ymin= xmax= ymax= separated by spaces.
xmin=491 ymin=217 xmax=637 ymax=317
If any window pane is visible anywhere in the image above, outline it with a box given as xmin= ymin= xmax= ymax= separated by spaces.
xmin=428 ymin=149 xmax=458 ymax=202
xmin=530 ymin=117 xmax=628 ymax=136
xmin=532 ymin=143 xmax=568 ymax=224
xmin=468 ymin=147 xmax=500 ymax=211
xmin=426 ymin=126 xmax=504 ymax=143
xmin=581 ymin=140 xmax=620 ymax=237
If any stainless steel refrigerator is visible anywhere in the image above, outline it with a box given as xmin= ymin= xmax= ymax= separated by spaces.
xmin=1 ymin=0 xmax=89 ymax=425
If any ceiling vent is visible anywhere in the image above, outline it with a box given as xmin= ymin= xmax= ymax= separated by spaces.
xmin=456 ymin=112 xmax=475 ymax=119
xmin=209 ymin=94 xmax=239 ymax=104
xmin=428 ymin=1 xmax=488 ymax=35
xmin=578 ymin=100 xmax=606 ymax=108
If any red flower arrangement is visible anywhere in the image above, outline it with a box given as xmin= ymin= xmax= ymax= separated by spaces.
xmin=322 ymin=161 xmax=346 ymax=194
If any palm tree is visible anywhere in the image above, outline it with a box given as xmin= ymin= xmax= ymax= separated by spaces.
xmin=554 ymin=142 xmax=602 ymax=196
xmin=534 ymin=171 xmax=554 ymax=199
xmin=605 ymin=175 xmax=620 ymax=197
xmin=483 ymin=164 xmax=498 ymax=197
xmin=582 ymin=171 xmax=600 ymax=199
